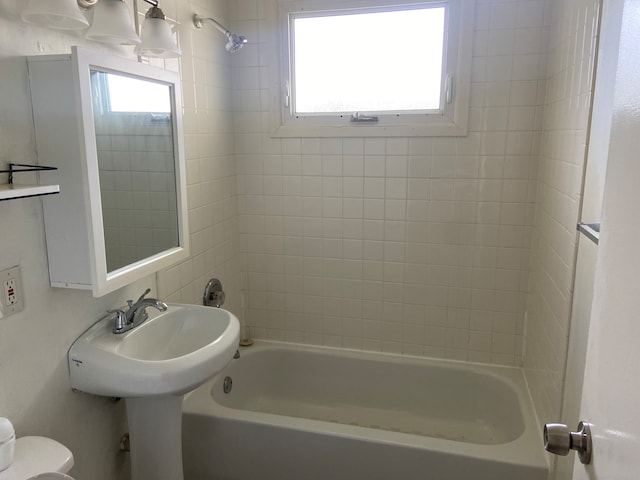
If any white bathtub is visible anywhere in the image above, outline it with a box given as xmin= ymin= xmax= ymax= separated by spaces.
xmin=182 ymin=341 xmax=548 ymax=480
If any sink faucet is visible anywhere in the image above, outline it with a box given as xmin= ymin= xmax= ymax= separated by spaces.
xmin=109 ymin=289 xmax=168 ymax=334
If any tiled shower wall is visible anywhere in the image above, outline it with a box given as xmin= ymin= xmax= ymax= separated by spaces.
xmin=524 ymin=0 xmax=601 ymax=428
xmin=233 ymin=0 xmax=547 ymax=365
xmin=156 ymin=0 xmax=242 ymax=315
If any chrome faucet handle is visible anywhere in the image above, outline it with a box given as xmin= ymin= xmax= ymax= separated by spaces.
xmin=135 ymin=288 xmax=152 ymax=303
xmin=107 ymin=309 xmax=127 ymax=333
xmin=109 ymin=289 xmax=165 ymax=334
xmin=127 ymin=288 xmax=152 ymax=309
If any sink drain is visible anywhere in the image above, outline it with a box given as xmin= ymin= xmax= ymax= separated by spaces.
xmin=223 ymin=376 xmax=233 ymax=394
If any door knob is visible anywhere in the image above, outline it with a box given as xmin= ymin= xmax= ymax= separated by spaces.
xmin=543 ymin=421 xmax=592 ymax=464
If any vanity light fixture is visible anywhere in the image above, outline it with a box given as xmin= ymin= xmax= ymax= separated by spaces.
xmin=85 ymin=0 xmax=140 ymax=45
xmin=20 ymin=0 xmax=181 ymax=57
xmin=21 ymin=0 xmax=90 ymax=30
xmin=193 ymin=14 xmax=247 ymax=53
xmin=135 ymin=4 xmax=181 ymax=58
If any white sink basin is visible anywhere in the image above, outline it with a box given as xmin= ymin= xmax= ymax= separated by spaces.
xmin=68 ymin=304 xmax=240 ymax=397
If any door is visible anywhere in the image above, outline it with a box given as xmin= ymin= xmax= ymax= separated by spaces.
xmin=571 ymin=0 xmax=640 ymax=478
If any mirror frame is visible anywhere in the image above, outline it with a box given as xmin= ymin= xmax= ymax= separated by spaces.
xmin=73 ymin=46 xmax=189 ymax=296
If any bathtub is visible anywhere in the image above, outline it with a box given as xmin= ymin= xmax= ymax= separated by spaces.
xmin=182 ymin=341 xmax=548 ymax=480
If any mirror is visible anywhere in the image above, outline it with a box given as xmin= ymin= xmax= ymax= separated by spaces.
xmin=28 ymin=46 xmax=188 ymax=296
xmin=90 ymin=71 xmax=179 ymax=273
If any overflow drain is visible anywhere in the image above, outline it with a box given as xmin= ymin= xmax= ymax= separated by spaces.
xmin=223 ymin=376 xmax=233 ymax=394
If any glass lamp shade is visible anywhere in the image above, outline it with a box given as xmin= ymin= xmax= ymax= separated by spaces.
xmin=135 ymin=18 xmax=181 ymax=58
xmin=86 ymin=0 xmax=140 ymax=45
xmin=21 ymin=0 xmax=89 ymax=30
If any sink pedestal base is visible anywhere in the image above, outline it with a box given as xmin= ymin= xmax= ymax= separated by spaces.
xmin=126 ymin=395 xmax=184 ymax=480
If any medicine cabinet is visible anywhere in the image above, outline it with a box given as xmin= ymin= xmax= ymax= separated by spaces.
xmin=28 ymin=46 xmax=189 ymax=297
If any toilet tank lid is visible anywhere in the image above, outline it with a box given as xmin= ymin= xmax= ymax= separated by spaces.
xmin=0 ymin=437 xmax=74 ymax=480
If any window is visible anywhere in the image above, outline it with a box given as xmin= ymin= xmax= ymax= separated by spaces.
xmin=275 ymin=0 xmax=474 ymax=137
xmin=90 ymin=71 xmax=171 ymax=114
xmin=106 ymin=74 xmax=171 ymax=113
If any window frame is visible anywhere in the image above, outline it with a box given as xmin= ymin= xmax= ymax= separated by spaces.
xmin=274 ymin=0 xmax=475 ymax=137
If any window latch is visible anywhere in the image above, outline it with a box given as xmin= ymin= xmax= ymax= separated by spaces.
xmin=350 ymin=112 xmax=378 ymax=123
xmin=445 ymin=74 xmax=454 ymax=104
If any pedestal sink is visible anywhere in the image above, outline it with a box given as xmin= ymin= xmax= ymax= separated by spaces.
xmin=68 ymin=304 xmax=240 ymax=480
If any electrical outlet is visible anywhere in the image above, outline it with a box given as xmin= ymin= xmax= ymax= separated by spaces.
xmin=5 ymin=278 xmax=17 ymax=305
xmin=0 ymin=265 xmax=24 ymax=318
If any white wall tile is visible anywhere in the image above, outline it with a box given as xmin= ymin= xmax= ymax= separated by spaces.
xmin=523 ymin=0 xmax=600 ymax=439
xmin=234 ymin=0 xmax=563 ymax=371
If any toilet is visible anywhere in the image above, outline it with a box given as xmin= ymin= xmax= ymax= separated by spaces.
xmin=0 ymin=436 xmax=74 ymax=480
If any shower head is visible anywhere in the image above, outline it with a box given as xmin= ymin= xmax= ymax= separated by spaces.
xmin=225 ymin=32 xmax=248 ymax=53
xmin=193 ymin=14 xmax=247 ymax=53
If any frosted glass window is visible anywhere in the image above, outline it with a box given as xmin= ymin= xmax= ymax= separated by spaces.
xmin=293 ymin=7 xmax=446 ymax=114
xmin=276 ymin=0 xmax=474 ymax=136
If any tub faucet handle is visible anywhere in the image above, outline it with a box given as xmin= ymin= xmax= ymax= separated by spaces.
xmin=203 ymin=278 xmax=225 ymax=307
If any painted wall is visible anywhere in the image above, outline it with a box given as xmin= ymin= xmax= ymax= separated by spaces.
xmin=523 ymin=0 xmax=601 ymax=430
xmin=233 ymin=0 xmax=547 ymax=365
xmin=0 ymin=0 xmax=238 ymax=479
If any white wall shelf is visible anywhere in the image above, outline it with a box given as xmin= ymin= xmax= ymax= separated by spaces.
xmin=0 ymin=183 xmax=60 ymax=201
xmin=0 ymin=163 xmax=60 ymax=201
